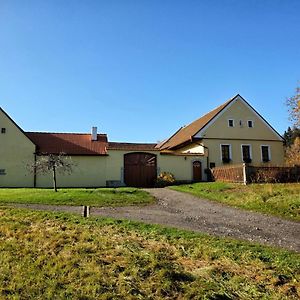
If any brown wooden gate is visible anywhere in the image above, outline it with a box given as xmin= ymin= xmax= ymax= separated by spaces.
xmin=124 ymin=152 xmax=157 ymax=187
xmin=193 ymin=161 xmax=202 ymax=182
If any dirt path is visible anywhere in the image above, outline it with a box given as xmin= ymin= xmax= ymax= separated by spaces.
xmin=7 ymin=188 xmax=300 ymax=252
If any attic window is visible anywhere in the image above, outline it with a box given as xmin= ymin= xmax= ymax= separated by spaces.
xmin=228 ymin=119 xmax=234 ymax=127
xmin=1 ymin=128 xmax=6 ymax=134
xmin=0 ymin=169 xmax=6 ymax=175
xmin=248 ymin=120 xmax=253 ymax=128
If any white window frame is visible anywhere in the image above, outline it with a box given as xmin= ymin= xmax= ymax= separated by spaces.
xmin=247 ymin=120 xmax=254 ymax=128
xmin=228 ymin=119 xmax=235 ymax=127
xmin=220 ymin=144 xmax=232 ymax=162
xmin=241 ymin=144 xmax=252 ymax=162
xmin=261 ymin=145 xmax=271 ymax=162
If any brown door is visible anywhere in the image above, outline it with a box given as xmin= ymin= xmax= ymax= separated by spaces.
xmin=193 ymin=161 xmax=202 ymax=182
xmin=124 ymin=152 xmax=157 ymax=187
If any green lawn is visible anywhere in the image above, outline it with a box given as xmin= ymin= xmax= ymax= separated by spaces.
xmin=171 ymin=182 xmax=300 ymax=221
xmin=0 ymin=208 xmax=299 ymax=299
xmin=0 ymin=188 xmax=154 ymax=207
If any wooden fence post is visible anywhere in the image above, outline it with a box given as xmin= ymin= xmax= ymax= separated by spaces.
xmin=242 ymin=163 xmax=247 ymax=185
xmin=82 ymin=206 xmax=90 ymax=217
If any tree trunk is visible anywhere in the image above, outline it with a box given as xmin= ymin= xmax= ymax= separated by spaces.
xmin=53 ymin=165 xmax=57 ymax=192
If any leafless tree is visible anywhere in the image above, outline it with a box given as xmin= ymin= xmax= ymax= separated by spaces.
xmin=286 ymin=85 xmax=300 ymax=127
xmin=28 ymin=152 xmax=74 ymax=192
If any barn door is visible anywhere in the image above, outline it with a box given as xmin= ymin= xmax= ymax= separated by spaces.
xmin=124 ymin=152 xmax=157 ymax=187
xmin=193 ymin=161 xmax=202 ymax=182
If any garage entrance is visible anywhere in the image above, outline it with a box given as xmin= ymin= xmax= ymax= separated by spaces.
xmin=124 ymin=152 xmax=157 ymax=187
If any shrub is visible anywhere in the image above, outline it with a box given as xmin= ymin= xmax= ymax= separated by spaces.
xmin=155 ymin=172 xmax=176 ymax=187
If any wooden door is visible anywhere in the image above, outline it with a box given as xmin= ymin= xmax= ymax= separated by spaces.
xmin=193 ymin=161 xmax=202 ymax=182
xmin=124 ymin=152 xmax=157 ymax=187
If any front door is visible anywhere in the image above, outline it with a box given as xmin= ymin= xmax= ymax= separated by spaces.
xmin=193 ymin=161 xmax=202 ymax=182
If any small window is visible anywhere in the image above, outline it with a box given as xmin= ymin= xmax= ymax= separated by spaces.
xmin=221 ymin=145 xmax=231 ymax=163
xmin=228 ymin=119 xmax=234 ymax=127
xmin=261 ymin=146 xmax=270 ymax=162
xmin=242 ymin=145 xmax=252 ymax=163
xmin=0 ymin=169 xmax=6 ymax=175
xmin=248 ymin=120 xmax=253 ymax=128
xmin=1 ymin=128 xmax=6 ymax=134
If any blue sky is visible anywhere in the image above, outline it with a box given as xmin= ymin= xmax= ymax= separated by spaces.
xmin=0 ymin=0 xmax=299 ymax=143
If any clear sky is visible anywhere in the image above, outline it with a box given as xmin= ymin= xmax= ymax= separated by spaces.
xmin=0 ymin=0 xmax=299 ymax=143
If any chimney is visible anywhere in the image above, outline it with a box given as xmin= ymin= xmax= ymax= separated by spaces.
xmin=91 ymin=126 xmax=97 ymax=141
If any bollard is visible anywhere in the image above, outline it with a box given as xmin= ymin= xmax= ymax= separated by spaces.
xmin=82 ymin=206 xmax=90 ymax=217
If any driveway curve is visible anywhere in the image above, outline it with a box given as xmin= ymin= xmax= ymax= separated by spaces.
xmin=8 ymin=188 xmax=300 ymax=252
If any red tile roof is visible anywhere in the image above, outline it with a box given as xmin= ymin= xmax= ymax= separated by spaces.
xmin=158 ymin=96 xmax=236 ymax=150
xmin=26 ymin=132 xmax=108 ymax=155
xmin=108 ymin=142 xmax=158 ymax=151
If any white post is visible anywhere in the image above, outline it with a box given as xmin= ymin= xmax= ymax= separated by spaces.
xmin=242 ymin=163 xmax=247 ymax=185
xmin=82 ymin=206 xmax=90 ymax=217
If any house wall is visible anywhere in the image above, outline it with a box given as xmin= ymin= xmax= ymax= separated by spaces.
xmin=0 ymin=110 xmax=36 ymax=187
xmin=36 ymin=150 xmax=205 ymax=187
xmin=36 ymin=156 xmax=107 ymax=188
xmin=196 ymin=97 xmax=282 ymax=141
xmin=159 ymin=154 xmax=206 ymax=181
xmin=106 ymin=150 xmax=207 ymax=183
xmin=203 ymin=139 xmax=284 ymax=167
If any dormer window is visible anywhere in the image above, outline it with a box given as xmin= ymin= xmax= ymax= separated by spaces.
xmin=248 ymin=120 xmax=253 ymax=128
xmin=1 ymin=128 xmax=6 ymax=134
xmin=228 ymin=119 xmax=234 ymax=127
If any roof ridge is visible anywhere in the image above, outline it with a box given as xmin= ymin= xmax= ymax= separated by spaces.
xmin=109 ymin=141 xmax=157 ymax=145
xmin=26 ymin=131 xmax=107 ymax=136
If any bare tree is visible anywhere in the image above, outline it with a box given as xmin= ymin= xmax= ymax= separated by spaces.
xmin=286 ymin=85 xmax=300 ymax=127
xmin=28 ymin=153 xmax=74 ymax=192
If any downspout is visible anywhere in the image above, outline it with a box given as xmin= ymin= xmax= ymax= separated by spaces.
xmin=33 ymin=152 xmax=37 ymax=188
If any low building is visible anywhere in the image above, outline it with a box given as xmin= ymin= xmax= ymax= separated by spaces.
xmin=0 ymin=94 xmax=284 ymax=187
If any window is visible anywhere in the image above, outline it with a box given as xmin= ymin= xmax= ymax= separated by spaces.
xmin=247 ymin=120 xmax=253 ymax=128
xmin=241 ymin=145 xmax=252 ymax=163
xmin=1 ymin=128 xmax=6 ymax=134
xmin=0 ymin=169 xmax=6 ymax=175
xmin=221 ymin=144 xmax=231 ymax=163
xmin=228 ymin=119 xmax=234 ymax=127
xmin=261 ymin=146 xmax=270 ymax=162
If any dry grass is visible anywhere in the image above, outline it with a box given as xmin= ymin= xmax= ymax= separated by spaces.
xmin=171 ymin=182 xmax=300 ymax=221
xmin=0 ymin=207 xmax=299 ymax=299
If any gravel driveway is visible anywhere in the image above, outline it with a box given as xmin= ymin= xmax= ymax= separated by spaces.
xmin=8 ymin=188 xmax=300 ymax=252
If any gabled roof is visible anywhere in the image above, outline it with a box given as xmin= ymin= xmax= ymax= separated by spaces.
xmin=108 ymin=142 xmax=158 ymax=151
xmin=159 ymin=95 xmax=236 ymax=149
xmin=26 ymin=132 xmax=108 ymax=155
xmin=158 ymin=94 xmax=284 ymax=150
xmin=0 ymin=107 xmax=36 ymax=146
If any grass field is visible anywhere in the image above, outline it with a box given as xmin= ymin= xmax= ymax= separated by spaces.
xmin=0 ymin=208 xmax=299 ymax=299
xmin=171 ymin=182 xmax=300 ymax=221
xmin=0 ymin=188 xmax=154 ymax=207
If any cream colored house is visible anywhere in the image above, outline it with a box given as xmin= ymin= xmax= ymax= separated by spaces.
xmin=0 ymin=95 xmax=284 ymax=187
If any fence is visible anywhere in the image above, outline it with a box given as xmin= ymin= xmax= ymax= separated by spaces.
xmin=211 ymin=164 xmax=300 ymax=184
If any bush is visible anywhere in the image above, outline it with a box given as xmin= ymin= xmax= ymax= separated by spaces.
xmin=155 ymin=172 xmax=176 ymax=187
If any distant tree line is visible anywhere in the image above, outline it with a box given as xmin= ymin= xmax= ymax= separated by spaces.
xmin=283 ymin=126 xmax=300 ymax=147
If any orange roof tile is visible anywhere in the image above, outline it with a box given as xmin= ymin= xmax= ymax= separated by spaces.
xmin=108 ymin=142 xmax=158 ymax=151
xmin=26 ymin=132 xmax=108 ymax=155
xmin=159 ymin=96 xmax=236 ymax=150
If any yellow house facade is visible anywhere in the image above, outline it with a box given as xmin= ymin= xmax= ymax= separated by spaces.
xmin=0 ymin=94 xmax=284 ymax=187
